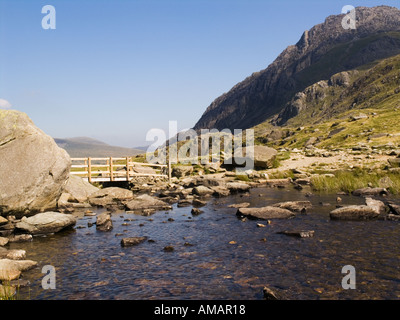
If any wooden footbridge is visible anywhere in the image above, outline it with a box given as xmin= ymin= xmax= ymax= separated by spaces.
xmin=70 ymin=157 xmax=171 ymax=183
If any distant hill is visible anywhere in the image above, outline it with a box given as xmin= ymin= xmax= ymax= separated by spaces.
xmin=54 ymin=137 xmax=144 ymax=158
xmin=133 ymin=145 xmax=151 ymax=151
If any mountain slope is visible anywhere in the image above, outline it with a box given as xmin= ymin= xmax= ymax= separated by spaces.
xmin=54 ymin=137 xmax=143 ymax=158
xmin=253 ymin=53 xmax=400 ymax=149
xmin=194 ymin=6 xmax=400 ymax=131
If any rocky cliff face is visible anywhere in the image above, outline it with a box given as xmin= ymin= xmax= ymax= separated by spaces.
xmin=194 ymin=6 xmax=400 ymax=131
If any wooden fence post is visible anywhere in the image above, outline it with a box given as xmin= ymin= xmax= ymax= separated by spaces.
xmin=126 ymin=157 xmax=130 ymax=181
xmin=88 ymin=157 xmax=92 ymax=183
xmin=110 ymin=157 xmax=114 ymax=182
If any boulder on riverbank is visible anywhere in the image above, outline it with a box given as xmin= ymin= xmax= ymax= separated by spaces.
xmin=237 ymin=207 xmax=295 ymax=220
xmin=172 ymin=165 xmax=193 ymax=178
xmin=226 ymin=182 xmax=251 ymax=193
xmin=0 ymin=110 xmax=71 ymax=216
xmin=63 ymin=175 xmax=99 ymax=203
xmin=15 ymin=212 xmax=76 ymax=235
xmin=0 ymin=259 xmax=38 ymax=281
xmin=88 ymin=187 xmax=134 ymax=207
xmin=253 ymin=146 xmax=278 ymax=169
xmin=192 ymin=186 xmax=214 ymax=196
xmin=125 ymin=194 xmax=172 ymax=213
xmin=0 ymin=248 xmax=26 ymax=260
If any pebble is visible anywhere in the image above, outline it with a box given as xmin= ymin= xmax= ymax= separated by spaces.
xmin=163 ymin=246 xmax=174 ymax=252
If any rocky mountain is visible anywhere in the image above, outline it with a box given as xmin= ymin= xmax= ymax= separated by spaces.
xmin=254 ymin=52 xmax=400 ymax=150
xmin=54 ymin=137 xmax=143 ymax=158
xmin=194 ymin=6 xmax=400 ymax=131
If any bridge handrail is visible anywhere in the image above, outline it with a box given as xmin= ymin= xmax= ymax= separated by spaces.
xmin=70 ymin=157 xmax=170 ymax=183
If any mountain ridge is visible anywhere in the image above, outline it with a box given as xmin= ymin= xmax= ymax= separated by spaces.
xmin=194 ymin=6 xmax=400 ymax=131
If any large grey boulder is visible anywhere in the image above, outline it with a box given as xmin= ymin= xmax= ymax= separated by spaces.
xmin=88 ymin=187 xmax=134 ymax=207
xmin=226 ymin=182 xmax=251 ymax=193
xmin=365 ymin=197 xmax=386 ymax=215
xmin=121 ymin=236 xmax=148 ymax=247
xmin=0 ymin=110 xmax=71 ymax=216
xmin=125 ymin=194 xmax=172 ymax=212
xmin=330 ymin=205 xmax=380 ymax=221
xmin=272 ymin=201 xmax=312 ymax=213
xmin=253 ymin=146 xmax=278 ymax=169
xmin=172 ymin=165 xmax=193 ymax=178
xmin=192 ymin=186 xmax=214 ymax=196
xmin=352 ymin=187 xmax=388 ymax=196
xmin=233 ymin=145 xmax=277 ymax=170
xmin=63 ymin=175 xmax=99 ymax=203
xmin=237 ymin=206 xmax=295 ymax=220
xmin=96 ymin=212 xmax=113 ymax=232
xmin=16 ymin=211 xmax=76 ymax=235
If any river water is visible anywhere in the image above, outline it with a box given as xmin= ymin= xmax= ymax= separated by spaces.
xmin=10 ymin=187 xmax=400 ymax=300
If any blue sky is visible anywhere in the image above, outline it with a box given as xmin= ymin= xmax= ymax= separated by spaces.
xmin=1 ymin=0 xmax=399 ymax=147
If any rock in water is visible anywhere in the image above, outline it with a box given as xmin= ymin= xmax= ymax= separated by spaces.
xmin=237 ymin=207 xmax=295 ymax=220
xmin=330 ymin=205 xmax=380 ymax=221
xmin=226 ymin=182 xmax=251 ymax=193
xmin=0 ymin=110 xmax=71 ymax=216
xmin=120 ymin=237 xmax=148 ymax=247
xmin=277 ymin=230 xmax=315 ymax=238
xmin=192 ymin=186 xmax=214 ymax=196
xmin=191 ymin=208 xmax=203 ymax=216
xmin=96 ymin=212 xmax=113 ymax=232
xmin=388 ymin=214 xmax=400 ymax=221
xmin=352 ymin=188 xmax=388 ymax=196
xmin=388 ymin=203 xmax=400 ymax=215
xmin=125 ymin=194 xmax=172 ymax=212
xmin=365 ymin=197 xmax=386 ymax=215
xmin=272 ymin=201 xmax=312 ymax=213
xmin=0 ymin=259 xmax=38 ymax=281
xmin=0 ymin=249 xmax=26 ymax=260
xmin=263 ymin=286 xmax=280 ymax=300
xmin=15 ymin=212 xmax=77 ymax=235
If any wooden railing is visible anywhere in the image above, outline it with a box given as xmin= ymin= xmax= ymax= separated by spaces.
xmin=70 ymin=157 xmax=169 ymax=183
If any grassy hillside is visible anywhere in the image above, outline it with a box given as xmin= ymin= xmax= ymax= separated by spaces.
xmin=54 ymin=137 xmax=143 ymax=158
